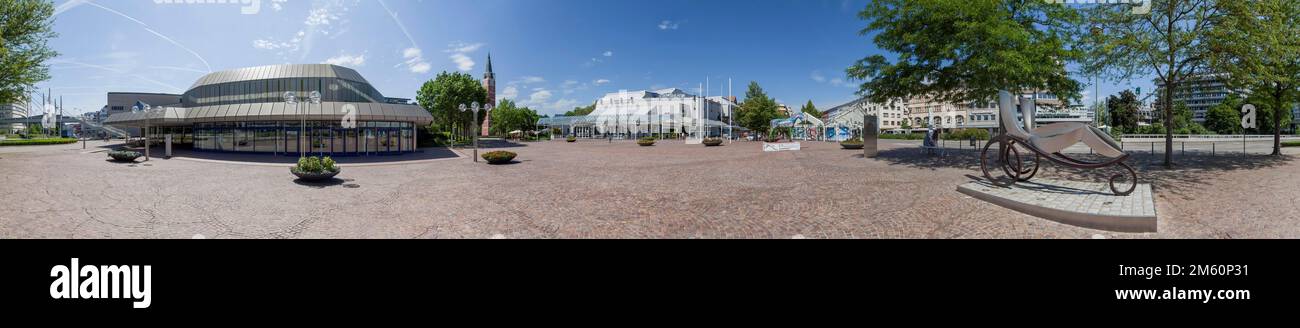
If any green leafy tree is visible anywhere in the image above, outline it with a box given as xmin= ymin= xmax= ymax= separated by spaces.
xmin=899 ymin=118 xmax=911 ymax=131
xmin=1083 ymin=0 xmax=1223 ymax=166
xmin=799 ymin=100 xmax=821 ymax=118
xmin=416 ymin=72 xmax=488 ymax=137
xmin=847 ymin=1 xmax=1083 ymax=106
xmin=737 ymin=81 xmax=779 ymax=135
xmin=0 ymin=0 xmax=59 ymax=105
xmin=563 ymin=103 xmax=597 ymax=117
xmin=488 ymin=99 xmax=541 ymax=136
xmin=1203 ymin=94 xmax=1245 ymax=135
xmin=1208 ymin=0 xmax=1300 ymax=155
xmin=1105 ymin=90 xmax=1142 ymax=131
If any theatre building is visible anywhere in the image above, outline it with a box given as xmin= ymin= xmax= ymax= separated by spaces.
xmin=105 ymin=64 xmax=433 ymax=156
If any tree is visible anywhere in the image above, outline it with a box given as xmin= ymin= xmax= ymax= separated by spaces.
xmin=0 ymin=0 xmax=59 ymax=105
xmin=1084 ymin=0 xmax=1223 ymax=167
xmin=736 ymin=81 xmax=779 ymax=135
xmin=1203 ymin=94 xmax=1244 ymax=135
xmin=563 ymin=103 xmax=597 ymax=117
xmin=799 ymin=100 xmax=822 ymax=118
xmin=1208 ymin=0 xmax=1300 ymax=155
xmin=489 ymin=99 xmax=541 ymax=136
xmin=416 ymin=72 xmax=487 ymax=136
xmin=1105 ymin=90 xmax=1142 ymax=131
xmin=900 ymin=118 xmax=912 ymax=131
xmin=847 ymin=1 xmax=1083 ymax=106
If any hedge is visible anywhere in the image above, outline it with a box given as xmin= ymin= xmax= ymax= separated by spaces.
xmin=0 ymin=138 xmax=78 ymax=146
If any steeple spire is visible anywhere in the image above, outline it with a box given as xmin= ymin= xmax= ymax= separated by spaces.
xmin=486 ymin=53 xmax=494 ymax=75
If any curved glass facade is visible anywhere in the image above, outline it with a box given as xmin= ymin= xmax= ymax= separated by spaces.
xmin=192 ymin=121 xmax=414 ymax=156
xmin=182 ymin=77 xmax=385 ymax=107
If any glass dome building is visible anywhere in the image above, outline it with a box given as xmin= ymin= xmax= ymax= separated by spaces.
xmin=105 ymin=64 xmax=433 ymax=156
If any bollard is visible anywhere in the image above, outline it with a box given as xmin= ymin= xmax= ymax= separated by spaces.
xmin=1212 ymin=143 xmax=1215 ymax=156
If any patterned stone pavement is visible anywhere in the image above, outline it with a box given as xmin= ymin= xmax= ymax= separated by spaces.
xmin=1 ymin=139 xmax=1297 ymax=239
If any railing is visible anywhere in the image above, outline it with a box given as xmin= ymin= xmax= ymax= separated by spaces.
xmin=1121 ymin=134 xmax=1300 ymax=141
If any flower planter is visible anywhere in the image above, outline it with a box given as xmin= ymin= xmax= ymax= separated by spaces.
xmin=566 ymin=138 xmax=577 ymax=143
xmin=840 ymin=143 xmax=864 ymax=150
xmin=702 ymin=139 xmax=723 ymax=147
xmin=292 ymin=168 xmax=340 ymax=182
xmin=482 ymin=151 xmax=517 ymax=164
xmin=637 ymin=140 xmax=656 ymax=147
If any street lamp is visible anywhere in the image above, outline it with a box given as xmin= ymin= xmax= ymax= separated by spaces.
xmin=308 ymin=91 xmax=321 ymax=155
xmin=459 ymin=101 xmax=491 ymax=162
xmin=284 ymin=92 xmax=302 ymax=158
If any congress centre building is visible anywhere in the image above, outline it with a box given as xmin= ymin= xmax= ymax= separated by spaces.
xmin=105 ymin=64 xmax=433 ymax=156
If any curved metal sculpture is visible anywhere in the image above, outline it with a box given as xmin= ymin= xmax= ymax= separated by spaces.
xmin=979 ymin=91 xmax=1137 ymax=196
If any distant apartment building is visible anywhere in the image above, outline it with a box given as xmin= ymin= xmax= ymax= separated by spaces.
xmin=822 ymin=97 xmax=907 ymax=132
xmin=1154 ymin=73 xmax=1236 ymax=123
xmin=1 ymin=102 xmax=29 ymax=133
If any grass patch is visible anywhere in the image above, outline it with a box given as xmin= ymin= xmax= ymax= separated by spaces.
xmin=1282 ymin=141 xmax=1300 ymax=148
xmin=0 ymin=138 xmax=77 ymax=146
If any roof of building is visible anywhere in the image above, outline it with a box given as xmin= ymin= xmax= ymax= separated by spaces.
xmin=104 ymin=101 xmax=432 ymax=127
xmin=188 ymin=64 xmax=371 ymax=90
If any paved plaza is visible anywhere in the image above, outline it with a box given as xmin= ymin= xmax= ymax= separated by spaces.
xmin=1 ymin=138 xmax=1298 ymax=239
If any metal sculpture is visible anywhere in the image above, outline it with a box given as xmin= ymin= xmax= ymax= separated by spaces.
xmin=980 ymin=91 xmax=1137 ymax=196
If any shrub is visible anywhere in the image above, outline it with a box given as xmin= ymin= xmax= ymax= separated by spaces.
xmin=566 ymin=136 xmax=577 ymax=143
xmin=107 ymin=150 xmax=142 ymax=162
xmin=321 ymin=156 xmax=338 ymax=172
xmin=0 ymin=138 xmax=77 ymax=146
xmin=482 ymin=150 xmax=517 ymax=163
xmin=878 ymin=133 xmax=926 ymax=140
xmin=942 ymin=129 xmax=990 ymax=141
xmin=840 ymin=138 xmax=863 ymax=145
xmin=702 ymin=137 xmax=723 ymax=146
xmin=1283 ymin=141 xmax=1300 ymax=148
xmin=637 ymin=136 xmax=656 ymax=146
xmin=294 ymin=156 xmax=325 ymax=173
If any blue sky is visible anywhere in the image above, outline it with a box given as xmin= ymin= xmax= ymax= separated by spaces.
xmin=43 ymin=0 xmax=1152 ymax=116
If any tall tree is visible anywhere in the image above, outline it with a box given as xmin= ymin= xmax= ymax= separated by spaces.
xmin=1204 ymin=94 xmax=1245 ymax=134
xmin=0 ymin=0 xmax=59 ymax=105
xmin=416 ymin=72 xmax=487 ymax=136
xmin=799 ymin=100 xmax=822 ymax=118
xmin=737 ymin=81 xmax=779 ymax=134
xmin=1105 ymin=89 xmax=1142 ymax=131
xmin=1083 ymin=0 xmax=1223 ymax=166
xmin=489 ymin=99 xmax=540 ymax=136
xmin=563 ymin=102 xmax=597 ymax=116
xmin=847 ymin=1 xmax=1083 ymax=106
xmin=1207 ymin=0 xmax=1300 ymax=155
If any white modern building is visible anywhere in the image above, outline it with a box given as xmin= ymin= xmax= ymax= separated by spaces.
xmin=1 ymin=102 xmax=27 ymax=133
xmin=540 ymin=88 xmax=738 ymax=138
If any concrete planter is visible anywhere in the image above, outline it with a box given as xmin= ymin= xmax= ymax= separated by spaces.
xmin=292 ymin=169 xmax=340 ymax=182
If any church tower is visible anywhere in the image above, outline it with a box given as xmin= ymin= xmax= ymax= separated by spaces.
xmin=481 ymin=53 xmax=496 ymax=137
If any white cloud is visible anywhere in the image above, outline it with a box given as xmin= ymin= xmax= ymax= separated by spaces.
xmin=447 ymin=42 xmax=485 ymax=53
xmin=528 ymin=89 xmax=553 ymax=104
xmin=443 ymin=41 xmax=484 ymax=72
xmin=810 ymin=71 xmax=827 ymax=83
xmin=658 ymin=20 xmax=681 ymax=30
xmin=498 ymin=86 xmax=519 ymax=101
xmin=594 ymin=79 xmax=611 ymax=85
xmin=449 ymin=53 xmax=474 ymax=72
xmin=519 ymin=76 xmax=546 ymax=84
xmin=323 ymin=53 xmax=366 ymax=67
xmin=271 ymin=0 xmax=287 ymax=11
xmin=403 ymin=47 xmax=432 ymax=73
xmin=603 ymin=51 xmax=614 ymax=57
